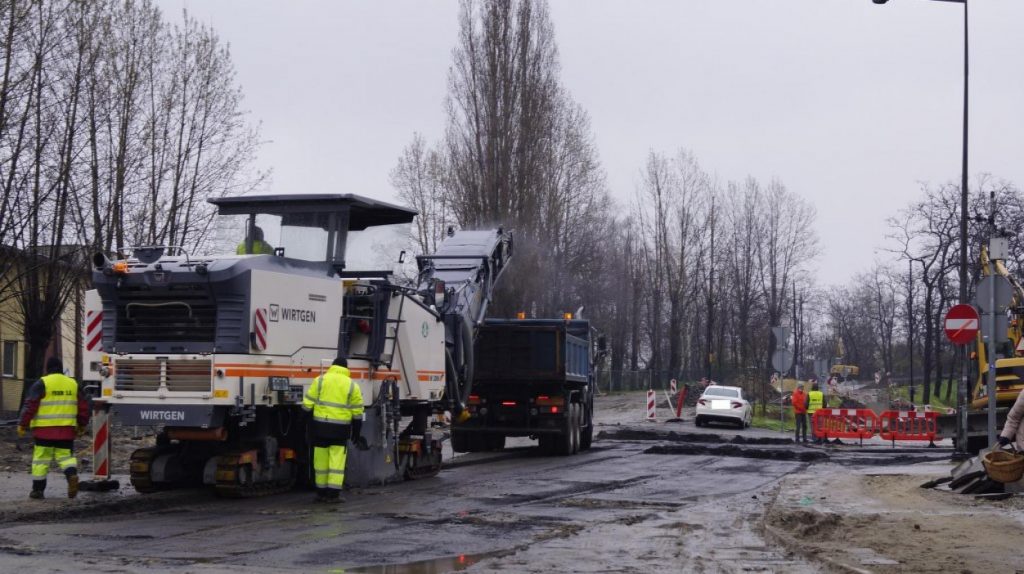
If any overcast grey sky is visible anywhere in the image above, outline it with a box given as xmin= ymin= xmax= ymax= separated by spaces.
xmin=159 ymin=0 xmax=1024 ymax=283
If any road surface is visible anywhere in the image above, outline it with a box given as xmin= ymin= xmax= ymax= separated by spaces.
xmin=0 ymin=392 xmax=992 ymax=573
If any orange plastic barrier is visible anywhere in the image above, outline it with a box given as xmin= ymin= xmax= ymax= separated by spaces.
xmin=811 ymin=409 xmax=881 ymax=444
xmin=878 ymin=410 xmax=940 ymax=445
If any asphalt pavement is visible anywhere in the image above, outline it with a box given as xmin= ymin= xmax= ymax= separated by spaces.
xmin=0 ymin=392 xmax=963 ymax=573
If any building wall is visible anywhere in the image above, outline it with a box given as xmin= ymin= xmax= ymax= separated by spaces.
xmin=0 ymin=270 xmax=82 ymax=414
xmin=0 ymin=291 xmax=26 ymax=413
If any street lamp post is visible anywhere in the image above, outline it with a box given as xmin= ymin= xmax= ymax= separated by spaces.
xmin=908 ymin=258 xmax=915 ymax=405
xmin=873 ymin=0 xmax=969 ymax=455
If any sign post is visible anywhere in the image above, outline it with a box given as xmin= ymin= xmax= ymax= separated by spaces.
xmin=944 ymin=303 xmax=982 ymax=447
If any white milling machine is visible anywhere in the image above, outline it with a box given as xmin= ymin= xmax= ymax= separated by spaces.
xmin=87 ymin=194 xmax=512 ymax=495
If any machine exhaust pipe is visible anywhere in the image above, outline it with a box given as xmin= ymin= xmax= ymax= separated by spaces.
xmin=93 ymin=252 xmax=111 ymax=271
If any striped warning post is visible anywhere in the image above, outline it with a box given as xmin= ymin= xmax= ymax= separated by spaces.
xmin=85 ymin=309 xmax=103 ymax=351
xmin=646 ymin=390 xmax=656 ymax=421
xmin=92 ymin=402 xmax=111 ymax=479
xmin=252 ymin=308 xmax=268 ymax=351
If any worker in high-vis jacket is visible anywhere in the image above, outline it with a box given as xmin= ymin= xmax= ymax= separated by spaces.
xmin=807 ymin=382 xmax=825 ymax=444
xmin=235 ymin=225 xmax=275 ymax=255
xmin=17 ymin=357 xmax=90 ymax=499
xmin=303 ymin=357 xmax=365 ymax=502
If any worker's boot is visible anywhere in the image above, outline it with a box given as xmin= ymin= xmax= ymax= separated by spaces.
xmin=29 ymin=480 xmax=45 ymax=500
xmin=322 ymin=490 xmax=345 ymax=504
xmin=66 ymin=472 xmax=79 ymax=499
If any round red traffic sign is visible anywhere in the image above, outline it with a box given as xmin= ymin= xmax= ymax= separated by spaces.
xmin=944 ymin=304 xmax=980 ymax=345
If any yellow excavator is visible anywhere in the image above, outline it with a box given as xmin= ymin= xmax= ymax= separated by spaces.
xmin=972 ymin=245 xmax=1024 ymax=408
xmin=940 ymin=243 xmax=1024 ymax=451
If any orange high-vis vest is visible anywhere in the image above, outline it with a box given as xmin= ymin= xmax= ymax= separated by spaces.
xmin=792 ymin=389 xmax=807 ymax=415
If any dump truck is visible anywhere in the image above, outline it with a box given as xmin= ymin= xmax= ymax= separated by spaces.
xmin=451 ymin=318 xmax=603 ymax=455
xmin=86 ymin=194 xmax=513 ymax=495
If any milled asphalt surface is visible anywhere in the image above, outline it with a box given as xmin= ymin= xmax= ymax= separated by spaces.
xmin=0 ymin=392 xmax=957 ymax=573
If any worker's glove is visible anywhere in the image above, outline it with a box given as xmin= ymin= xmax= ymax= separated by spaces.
xmin=997 ymin=435 xmax=1012 ymax=447
xmin=16 ymin=426 xmax=26 ymax=438
xmin=353 ymin=436 xmax=370 ymax=451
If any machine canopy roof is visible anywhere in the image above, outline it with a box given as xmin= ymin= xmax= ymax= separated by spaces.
xmin=208 ymin=194 xmax=417 ymax=231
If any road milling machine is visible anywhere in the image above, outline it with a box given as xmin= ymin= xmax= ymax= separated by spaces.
xmin=87 ymin=194 xmax=513 ymax=495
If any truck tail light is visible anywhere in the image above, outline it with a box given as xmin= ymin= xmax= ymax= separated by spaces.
xmin=468 ymin=394 xmax=481 ymax=405
xmin=550 ymin=406 xmax=559 ymax=414
xmin=501 ymin=400 xmax=517 ymax=407
xmin=535 ymin=395 xmax=564 ymax=407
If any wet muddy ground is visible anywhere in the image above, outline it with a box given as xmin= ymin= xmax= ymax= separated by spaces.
xmin=0 ymin=392 xmax=1011 ymax=573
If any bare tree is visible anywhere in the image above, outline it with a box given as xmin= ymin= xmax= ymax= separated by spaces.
xmin=391 ymin=133 xmax=451 ymax=255
xmin=757 ymin=180 xmax=819 ymax=383
xmin=0 ymin=0 xmax=263 ymax=390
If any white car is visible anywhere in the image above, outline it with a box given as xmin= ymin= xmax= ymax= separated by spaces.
xmin=695 ymin=385 xmax=752 ymax=429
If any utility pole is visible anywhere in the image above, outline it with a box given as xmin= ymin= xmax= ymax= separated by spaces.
xmin=954 ymin=0 xmax=970 ymax=456
xmin=908 ymin=258 xmax=916 ymax=404
xmin=705 ymin=195 xmax=715 ymax=385
xmin=792 ymin=284 xmax=799 ymax=380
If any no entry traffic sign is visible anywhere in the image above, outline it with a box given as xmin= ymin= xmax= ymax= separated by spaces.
xmin=944 ymin=304 xmax=980 ymax=345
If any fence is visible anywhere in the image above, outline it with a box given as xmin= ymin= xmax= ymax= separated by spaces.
xmin=811 ymin=408 xmax=941 ymax=445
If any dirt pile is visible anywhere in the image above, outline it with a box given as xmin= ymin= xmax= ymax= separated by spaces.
xmin=766 ymin=472 xmax=1024 ymax=572
xmin=766 ymin=508 xmax=850 ymax=540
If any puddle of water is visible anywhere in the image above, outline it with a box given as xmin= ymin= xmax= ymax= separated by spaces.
xmin=342 ymin=549 xmax=508 ymax=574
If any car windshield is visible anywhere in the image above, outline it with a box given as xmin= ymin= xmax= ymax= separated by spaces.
xmin=703 ymin=387 xmax=739 ymax=398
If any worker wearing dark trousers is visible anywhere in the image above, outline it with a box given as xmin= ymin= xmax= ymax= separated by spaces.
xmin=303 ymin=357 xmax=365 ymax=502
xmin=807 ymin=382 xmax=824 ymax=445
xmin=18 ymin=358 xmax=90 ymax=499
xmin=792 ymin=382 xmax=809 ymax=444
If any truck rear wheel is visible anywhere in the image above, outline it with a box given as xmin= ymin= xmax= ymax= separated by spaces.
xmin=570 ymin=403 xmax=581 ymax=454
xmin=580 ymin=400 xmax=593 ymax=451
xmin=556 ymin=410 xmax=574 ymax=456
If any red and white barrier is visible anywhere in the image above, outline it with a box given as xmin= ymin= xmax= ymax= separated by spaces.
xmin=810 ymin=408 xmax=942 ymax=446
xmin=92 ymin=401 xmax=111 ymax=479
xmin=77 ymin=401 xmax=120 ymax=491
xmin=646 ymin=390 xmax=656 ymax=421
xmin=675 ymin=386 xmax=687 ymax=419
xmin=878 ymin=410 xmax=939 ymax=445
xmin=812 ymin=408 xmax=881 ymax=444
